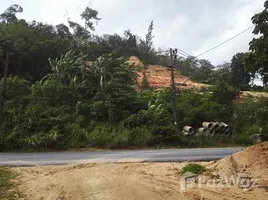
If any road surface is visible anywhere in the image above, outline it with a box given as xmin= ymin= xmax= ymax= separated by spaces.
xmin=0 ymin=147 xmax=242 ymax=166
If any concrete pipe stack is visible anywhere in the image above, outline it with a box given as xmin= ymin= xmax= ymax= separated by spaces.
xmin=181 ymin=126 xmax=195 ymax=136
xmin=199 ymin=122 xmax=232 ymax=137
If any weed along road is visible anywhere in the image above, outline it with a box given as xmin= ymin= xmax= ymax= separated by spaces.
xmin=0 ymin=148 xmax=242 ymax=166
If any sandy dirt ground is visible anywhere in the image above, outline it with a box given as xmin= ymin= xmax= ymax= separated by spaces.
xmin=12 ymin=162 xmax=268 ymax=200
xmin=12 ymin=143 xmax=268 ymax=200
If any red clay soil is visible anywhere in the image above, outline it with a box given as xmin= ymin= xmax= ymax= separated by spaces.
xmin=127 ymin=56 xmax=209 ymax=89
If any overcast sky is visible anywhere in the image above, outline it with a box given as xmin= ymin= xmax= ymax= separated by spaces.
xmin=0 ymin=0 xmax=265 ymax=66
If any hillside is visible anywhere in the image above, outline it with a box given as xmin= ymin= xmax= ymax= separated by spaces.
xmin=127 ymin=56 xmax=268 ymax=99
xmin=127 ymin=56 xmax=209 ymax=89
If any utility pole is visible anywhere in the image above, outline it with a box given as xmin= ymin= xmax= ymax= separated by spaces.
xmin=169 ymin=48 xmax=178 ymax=125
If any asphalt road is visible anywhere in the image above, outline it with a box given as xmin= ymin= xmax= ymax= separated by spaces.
xmin=0 ymin=147 xmax=243 ymax=166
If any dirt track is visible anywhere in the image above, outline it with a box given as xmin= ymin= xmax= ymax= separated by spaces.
xmin=13 ymin=161 xmax=268 ymax=200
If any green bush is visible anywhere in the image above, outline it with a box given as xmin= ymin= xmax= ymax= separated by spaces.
xmin=181 ymin=163 xmax=206 ymax=175
xmin=88 ymin=124 xmax=153 ymax=148
xmin=211 ymin=80 xmax=238 ymax=106
xmin=231 ymin=98 xmax=268 ymax=145
xmin=123 ymin=110 xmax=150 ymax=128
xmin=176 ymin=91 xmax=233 ymax=129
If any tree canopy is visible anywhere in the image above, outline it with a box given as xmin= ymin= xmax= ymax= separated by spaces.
xmin=244 ymin=0 xmax=268 ymax=88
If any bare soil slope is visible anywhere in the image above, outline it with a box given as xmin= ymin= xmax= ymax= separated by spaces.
xmin=128 ymin=56 xmax=209 ymax=89
xmin=128 ymin=56 xmax=268 ymax=99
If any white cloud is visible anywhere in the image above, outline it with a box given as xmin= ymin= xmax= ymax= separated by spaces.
xmin=0 ymin=0 xmax=265 ymax=65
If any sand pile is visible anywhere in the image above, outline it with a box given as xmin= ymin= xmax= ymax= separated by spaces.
xmin=215 ymin=142 xmax=268 ymax=185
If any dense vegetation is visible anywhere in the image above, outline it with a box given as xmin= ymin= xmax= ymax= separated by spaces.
xmin=0 ymin=3 xmax=268 ymax=151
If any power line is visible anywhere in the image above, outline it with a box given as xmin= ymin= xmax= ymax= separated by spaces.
xmin=159 ymin=48 xmax=190 ymax=58
xmin=176 ymin=50 xmax=189 ymax=58
xmin=154 ymin=47 xmax=191 ymax=57
xmin=169 ymin=25 xmax=254 ymax=60
xmin=196 ymin=25 xmax=255 ymax=57
xmin=176 ymin=48 xmax=191 ymax=57
xmin=154 ymin=49 xmax=190 ymax=59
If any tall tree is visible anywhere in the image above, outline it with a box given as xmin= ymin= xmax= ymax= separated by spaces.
xmin=138 ymin=21 xmax=154 ymax=90
xmin=207 ymin=62 xmax=233 ymax=85
xmin=68 ymin=6 xmax=101 ymax=54
xmin=230 ymin=53 xmax=251 ymax=90
xmin=139 ymin=20 xmax=154 ymax=64
xmin=0 ymin=20 xmax=71 ymax=80
xmin=67 ymin=6 xmax=100 ymax=79
xmin=0 ymin=4 xmax=73 ymax=121
xmin=177 ymin=56 xmax=199 ymax=79
xmin=243 ymin=0 xmax=268 ymax=88
xmin=0 ymin=4 xmax=23 ymax=23
xmin=56 ymin=24 xmax=72 ymax=39
xmin=0 ymin=4 xmax=23 ymax=122
xmin=196 ymin=59 xmax=214 ymax=82
xmin=122 ymin=30 xmax=139 ymax=57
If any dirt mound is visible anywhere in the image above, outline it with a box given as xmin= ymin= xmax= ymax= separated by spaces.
xmin=215 ymin=142 xmax=268 ymax=185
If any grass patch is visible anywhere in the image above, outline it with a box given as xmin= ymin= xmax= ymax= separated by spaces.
xmin=0 ymin=168 xmax=16 ymax=200
xmin=181 ymin=163 xmax=206 ymax=175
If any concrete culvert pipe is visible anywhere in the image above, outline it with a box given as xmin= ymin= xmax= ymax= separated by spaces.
xmin=220 ymin=125 xmax=226 ymax=131
xmin=208 ymin=129 xmax=216 ymax=137
xmin=202 ymin=122 xmax=214 ymax=129
xmin=220 ymin=122 xmax=228 ymax=126
xmin=198 ymin=127 xmax=208 ymax=134
xmin=225 ymin=131 xmax=232 ymax=137
xmin=249 ymin=134 xmax=268 ymax=144
xmin=220 ymin=122 xmax=229 ymax=131
xmin=181 ymin=131 xmax=191 ymax=136
xmin=213 ymin=122 xmax=220 ymax=130
xmin=216 ymin=131 xmax=223 ymax=136
xmin=220 ymin=131 xmax=227 ymax=137
xmin=225 ymin=126 xmax=230 ymax=131
xmin=183 ymin=126 xmax=194 ymax=134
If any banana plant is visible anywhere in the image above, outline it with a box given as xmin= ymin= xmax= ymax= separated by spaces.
xmin=41 ymin=51 xmax=83 ymax=85
xmin=148 ymin=91 xmax=166 ymax=116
